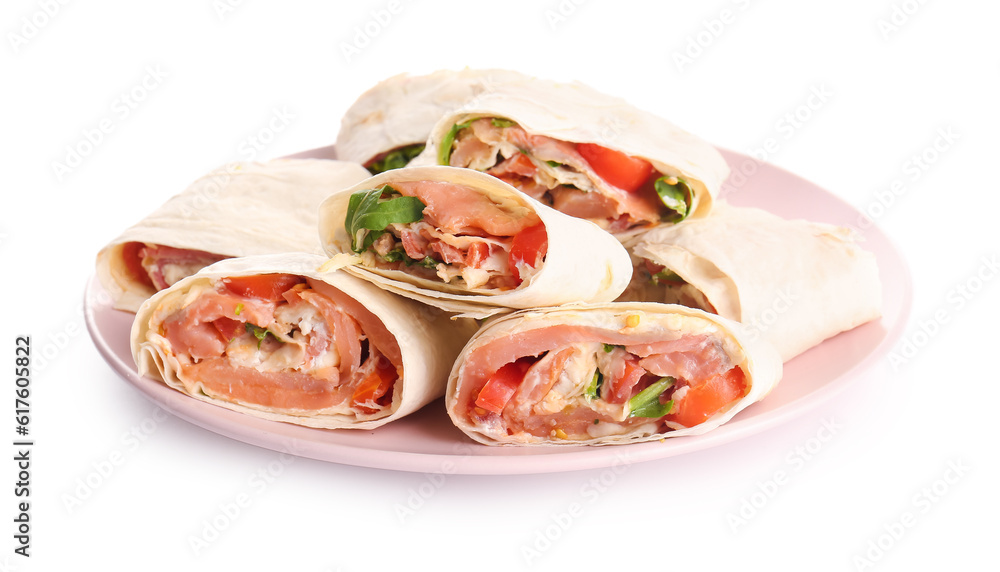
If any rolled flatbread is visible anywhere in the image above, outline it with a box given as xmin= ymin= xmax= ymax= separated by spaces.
xmin=447 ymin=302 xmax=782 ymax=445
xmin=317 ymin=165 xmax=634 ymax=317
xmin=96 ymin=159 xmax=371 ymax=312
xmin=336 ymin=68 xmax=531 ymax=173
xmin=620 ymin=203 xmax=883 ymax=361
xmin=411 ymin=77 xmax=730 ymax=237
xmin=132 ymin=253 xmax=478 ymax=429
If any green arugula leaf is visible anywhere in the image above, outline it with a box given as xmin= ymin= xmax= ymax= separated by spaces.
xmin=628 ymin=377 xmax=675 ymax=418
xmin=491 ymin=118 xmax=517 ymax=128
xmin=545 ymin=160 xmax=562 ymax=168
xmin=375 ymin=246 xmax=442 ymax=269
xmin=245 ymin=323 xmax=278 ymax=349
xmin=366 ymin=143 xmax=426 ymax=175
xmin=654 ymin=177 xmax=692 ymax=223
xmin=585 ymin=370 xmax=604 ymax=400
xmin=603 ymin=343 xmax=622 ymax=353
xmin=651 ymin=268 xmax=684 ymax=285
xmin=345 ymin=188 xmax=379 ymax=248
xmin=344 ymin=186 xmax=426 ymax=253
xmin=415 ymin=256 xmax=440 ymax=269
xmin=379 ymin=248 xmax=407 ymax=263
xmin=438 ymin=120 xmax=474 ymax=165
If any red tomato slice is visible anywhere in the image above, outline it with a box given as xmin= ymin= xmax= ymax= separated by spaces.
xmin=508 ymin=223 xmax=548 ymax=282
xmin=212 ymin=317 xmax=243 ymax=342
xmin=505 ymin=153 xmax=539 ymax=177
xmin=222 ymin=274 xmax=305 ymax=302
xmin=475 ymin=358 xmax=534 ymax=415
xmin=352 ymin=362 xmax=397 ymax=414
xmin=122 ymin=242 xmax=155 ymax=289
xmin=603 ymin=357 xmax=646 ymax=404
xmin=643 ymin=259 xmax=684 ymax=285
xmin=668 ymin=367 xmax=747 ymax=427
xmin=643 ymin=259 xmax=666 ymax=276
xmin=576 ymin=142 xmax=655 ymax=192
xmin=465 ymin=242 xmax=491 ymax=269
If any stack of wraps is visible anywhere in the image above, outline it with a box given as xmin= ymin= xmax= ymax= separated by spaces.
xmin=110 ymin=69 xmax=882 ymax=445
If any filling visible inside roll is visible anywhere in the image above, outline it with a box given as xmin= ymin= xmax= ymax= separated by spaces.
xmin=454 ymin=321 xmax=748 ymax=441
xmin=619 ymin=258 xmax=718 ymax=313
xmin=439 ymin=117 xmax=693 ymax=232
xmin=345 ymin=180 xmax=548 ymax=290
xmin=364 ymin=143 xmax=427 ymax=175
xmin=145 ymin=273 xmax=403 ymax=415
xmin=121 ymin=241 xmax=229 ymax=291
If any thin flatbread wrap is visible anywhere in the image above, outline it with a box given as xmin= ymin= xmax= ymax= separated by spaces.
xmin=447 ymin=302 xmax=782 ymax=445
xmin=619 ymin=203 xmax=883 ymax=361
xmin=318 ymin=165 xmax=633 ymax=317
xmin=97 ymin=159 xmax=371 ymax=312
xmin=131 ymin=253 xmax=478 ymax=429
xmin=336 ymin=68 xmax=530 ymax=174
xmin=412 ymin=77 xmax=730 ymax=238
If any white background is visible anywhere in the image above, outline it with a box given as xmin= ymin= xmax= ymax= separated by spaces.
xmin=3 ymin=0 xmax=998 ymax=570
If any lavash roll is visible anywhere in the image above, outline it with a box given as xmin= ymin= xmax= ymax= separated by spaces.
xmin=132 ymin=253 xmax=478 ymax=429
xmin=336 ymin=68 xmax=530 ymax=170
xmin=411 ymin=77 xmax=730 ymax=234
xmin=97 ymin=158 xmax=371 ymax=313
xmin=446 ymin=302 xmax=782 ymax=446
xmin=318 ymin=166 xmax=634 ymax=318
xmin=622 ymin=203 xmax=883 ymax=361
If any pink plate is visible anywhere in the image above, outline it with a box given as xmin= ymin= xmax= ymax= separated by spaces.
xmin=84 ymin=147 xmax=911 ymax=474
